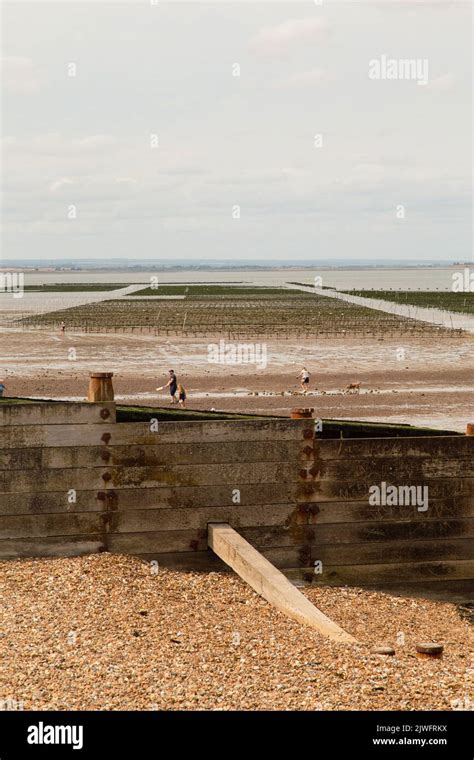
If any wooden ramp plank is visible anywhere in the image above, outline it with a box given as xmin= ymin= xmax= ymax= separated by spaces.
xmin=208 ymin=522 xmax=356 ymax=644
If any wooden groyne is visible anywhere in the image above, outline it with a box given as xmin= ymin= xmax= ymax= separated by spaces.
xmin=0 ymin=401 xmax=472 ymax=602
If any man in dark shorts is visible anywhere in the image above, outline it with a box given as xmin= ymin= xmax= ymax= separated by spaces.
xmin=156 ymin=369 xmax=178 ymax=403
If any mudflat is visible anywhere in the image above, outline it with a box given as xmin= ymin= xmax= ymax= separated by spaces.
xmin=2 ymin=328 xmax=473 ymax=431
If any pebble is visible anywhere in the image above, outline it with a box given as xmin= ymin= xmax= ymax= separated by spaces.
xmin=0 ymin=554 xmax=471 ymax=711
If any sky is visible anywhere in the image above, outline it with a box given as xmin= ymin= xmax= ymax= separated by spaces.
xmin=1 ymin=0 xmax=472 ymax=263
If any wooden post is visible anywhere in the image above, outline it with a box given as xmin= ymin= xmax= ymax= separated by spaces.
xmin=87 ymin=372 xmax=114 ymax=402
xmin=466 ymin=424 xmax=474 ymax=436
xmin=291 ymin=408 xmax=314 ymax=419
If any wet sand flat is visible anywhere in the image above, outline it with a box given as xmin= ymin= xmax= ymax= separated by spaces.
xmin=1 ymin=329 xmax=472 ymax=431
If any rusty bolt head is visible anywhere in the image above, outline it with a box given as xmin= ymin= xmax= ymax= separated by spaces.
xmin=100 ymin=408 xmax=110 ymax=420
xmin=101 ymin=433 xmax=111 ymax=444
xmin=101 ymin=472 xmax=112 ymax=482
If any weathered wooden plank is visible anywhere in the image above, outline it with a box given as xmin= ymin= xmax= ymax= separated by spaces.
xmin=107 ymin=504 xmax=295 ymax=533
xmin=0 ymin=419 xmax=310 ymax=448
xmin=0 ymin=483 xmax=297 ymax=515
xmin=423 ymin=460 xmax=474 ymax=478
xmin=2 ymin=491 xmax=472 ymax=526
xmin=107 ymin=530 xmax=206 ymax=554
xmin=303 ymin=496 xmax=474 ymax=523
xmin=241 ymin=519 xmax=474 ymax=548
xmin=208 ymin=523 xmax=356 ymax=643
xmin=0 ymin=423 xmax=116 ymax=449
xmin=0 ymin=513 xmax=103 ymax=539
xmin=0 ymin=468 xmax=112 ymax=493
xmin=0 ymin=441 xmax=305 ymax=470
xmin=0 ymin=402 xmax=115 ymax=426
xmin=0 ymin=490 xmax=105 ymax=515
xmin=298 ymin=477 xmax=474 ymax=501
xmin=257 ymin=538 xmax=474 ymax=569
xmin=314 ymin=437 xmax=473 ymax=461
xmin=301 ymin=457 xmax=474 ymax=481
xmin=104 ymin=509 xmax=474 ymax=541
xmin=105 ymin=532 xmax=474 ymax=565
xmin=2 ymin=508 xmax=471 ymax=554
xmin=0 ymin=449 xmax=42 ymax=470
xmin=346 ymin=580 xmax=474 ymax=604
xmin=120 ymin=555 xmax=474 ymax=593
xmin=2 ymin=447 xmax=460 ymax=480
xmin=289 ymin=559 xmax=474 ymax=585
xmin=0 ymin=535 xmax=104 ymax=559
xmin=282 ymin=510 xmax=474 ymax=544
xmin=282 ymin=573 xmax=474 ymax=603
xmin=0 ymin=461 xmax=299 ymax=493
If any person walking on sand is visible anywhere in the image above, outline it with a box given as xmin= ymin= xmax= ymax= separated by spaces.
xmin=60 ymin=321 xmax=66 ymax=334
xmin=156 ymin=369 xmax=178 ymax=404
xmin=177 ymin=383 xmax=186 ymax=407
xmin=0 ymin=380 xmax=6 ymax=398
xmin=299 ymin=367 xmax=310 ymax=394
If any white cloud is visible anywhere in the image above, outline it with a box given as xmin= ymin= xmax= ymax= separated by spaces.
xmin=250 ymin=18 xmax=328 ymax=58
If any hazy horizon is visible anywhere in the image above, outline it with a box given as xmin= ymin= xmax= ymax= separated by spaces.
xmin=2 ymin=257 xmax=471 ymax=270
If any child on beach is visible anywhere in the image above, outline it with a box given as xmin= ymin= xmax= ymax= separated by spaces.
xmin=177 ymin=384 xmax=186 ymax=407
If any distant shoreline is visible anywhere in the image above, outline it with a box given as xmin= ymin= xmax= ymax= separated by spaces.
xmin=0 ymin=263 xmax=469 ymax=274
